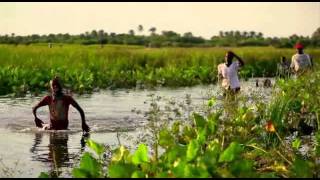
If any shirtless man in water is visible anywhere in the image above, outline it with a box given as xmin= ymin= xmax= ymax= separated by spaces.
xmin=32 ymin=77 xmax=90 ymax=132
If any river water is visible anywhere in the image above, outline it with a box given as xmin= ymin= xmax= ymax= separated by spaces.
xmin=0 ymin=78 xmax=274 ymax=177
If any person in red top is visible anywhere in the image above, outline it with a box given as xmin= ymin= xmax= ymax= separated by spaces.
xmin=32 ymin=77 xmax=90 ymax=132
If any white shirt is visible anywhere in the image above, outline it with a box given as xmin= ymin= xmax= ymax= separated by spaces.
xmin=218 ymin=61 xmax=241 ymax=90
xmin=290 ymin=53 xmax=312 ymax=72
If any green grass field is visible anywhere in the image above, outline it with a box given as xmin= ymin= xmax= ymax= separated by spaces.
xmin=0 ymin=44 xmax=319 ymax=96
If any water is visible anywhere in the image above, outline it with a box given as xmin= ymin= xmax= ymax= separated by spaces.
xmin=0 ymin=78 xmax=274 ymax=177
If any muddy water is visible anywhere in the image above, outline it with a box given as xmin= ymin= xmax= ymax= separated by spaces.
xmin=0 ymin=78 xmax=274 ymax=177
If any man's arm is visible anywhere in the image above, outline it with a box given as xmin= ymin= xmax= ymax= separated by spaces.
xmin=32 ymin=96 xmax=49 ymax=128
xmin=70 ymin=97 xmax=90 ymax=132
xmin=233 ymin=52 xmax=244 ymax=67
xmin=217 ymin=65 xmax=223 ymax=84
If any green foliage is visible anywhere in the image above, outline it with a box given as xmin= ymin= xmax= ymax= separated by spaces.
xmin=41 ymin=67 xmax=320 ymax=178
xmin=218 ymin=142 xmax=243 ymax=163
xmin=132 ymin=144 xmax=149 ymax=165
xmin=290 ymin=158 xmax=313 ymax=178
xmin=186 ymin=140 xmax=200 ymax=162
xmin=72 ymin=152 xmax=102 ymax=178
xmin=292 ymin=138 xmax=301 ymax=150
xmin=1 ymin=44 xmax=319 ymax=96
xmin=38 ymin=172 xmax=50 ymax=178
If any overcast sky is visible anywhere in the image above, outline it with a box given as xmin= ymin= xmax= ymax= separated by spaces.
xmin=0 ymin=2 xmax=319 ymax=39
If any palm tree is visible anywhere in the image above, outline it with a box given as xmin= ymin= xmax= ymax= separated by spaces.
xmin=224 ymin=31 xmax=230 ymax=37
xmin=235 ymin=31 xmax=241 ymax=39
xmin=312 ymin=27 xmax=320 ymax=39
xmin=149 ymin=27 xmax=157 ymax=35
xmin=257 ymin=32 xmax=263 ymax=39
xmin=85 ymin=31 xmax=90 ymax=39
xmin=91 ymin=30 xmax=98 ymax=38
xmin=229 ymin=31 xmax=234 ymax=37
xmin=249 ymin=31 xmax=256 ymax=38
xmin=183 ymin=32 xmax=193 ymax=38
xmin=219 ymin=31 xmax=224 ymax=37
xmin=138 ymin=25 xmax=144 ymax=35
xmin=98 ymin=29 xmax=105 ymax=47
xmin=242 ymin=31 xmax=248 ymax=38
xmin=128 ymin=29 xmax=135 ymax=36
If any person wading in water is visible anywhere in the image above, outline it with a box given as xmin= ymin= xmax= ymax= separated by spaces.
xmin=217 ymin=51 xmax=245 ymax=96
xmin=32 ymin=77 xmax=90 ymax=132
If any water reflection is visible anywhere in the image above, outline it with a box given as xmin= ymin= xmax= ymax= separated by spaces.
xmin=30 ymin=132 xmax=89 ymax=177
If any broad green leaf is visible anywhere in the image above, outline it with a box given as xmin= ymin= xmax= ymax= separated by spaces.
xmin=159 ymin=129 xmax=174 ymax=148
xmin=218 ymin=142 xmax=243 ymax=163
xmin=155 ymin=172 xmax=170 ymax=178
xmin=292 ymin=138 xmax=301 ymax=150
xmin=172 ymin=121 xmax=180 ymax=135
xmin=202 ymin=149 xmax=219 ymax=170
xmin=207 ymin=97 xmax=216 ymax=107
xmin=290 ymin=158 xmax=313 ymax=178
xmin=38 ymin=172 xmax=50 ymax=178
xmin=230 ymin=160 xmax=254 ymax=177
xmin=112 ymin=145 xmax=129 ymax=162
xmin=207 ymin=112 xmax=220 ymax=134
xmin=72 ymin=152 xmax=101 ymax=178
xmin=172 ymin=159 xmax=187 ymax=178
xmin=193 ymin=113 xmax=207 ymax=129
xmin=182 ymin=125 xmax=197 ymax=142
xmin=86 ymin=139 xmax=105 ymax=156
xmin=131 ymin=170 xmax=146 ymax=178
xmin=186 ymin=140 xmax=199 ymax=162
xmin=132 ymin=144 xmax=149 ymax=165
xmin=165 ymin=144 xmax=187 ymax=164
xmin=72 ymin=168 xmax=91 ymax=178
xmin=108 ymin=164 xmax=136 ymax=178
xmin=196 ymin=128 xmax=207 ymax=145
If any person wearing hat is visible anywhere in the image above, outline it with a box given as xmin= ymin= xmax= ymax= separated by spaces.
xmin=32 ymin=77 xmax=90 ymax=132
xmin=290 ymin=42 xmax=313 ymax=76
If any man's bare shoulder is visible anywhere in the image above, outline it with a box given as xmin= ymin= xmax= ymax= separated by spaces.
xmin=41 ymin=95 xmax=51 ymax=100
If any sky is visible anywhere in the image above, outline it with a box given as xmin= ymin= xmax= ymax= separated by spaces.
xmin=0 ymin=2 xmax=319 ymax=39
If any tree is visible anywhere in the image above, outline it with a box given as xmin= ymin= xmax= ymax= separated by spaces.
xmin=183 ymin=32 xmax=193 ymax=38
xmin=138 ymin=25 xmax=144 ymax=34
xmin=235 ymin=31 xmax=241 ymax=39
xmin=128 ymin=29 xmax=135 ymax=36
xmin=91 ymin=30 xmax=98 ymax=38
xmin=98 ymin=29 xmax=106 ymax=46
xmin=229 ymin=30 xmax=234 ymax=37
xmin=257 ymin=32 xmax=263 ymax=39
xmin=312 ymin=27 xmax=320 ymax=39
xmin=149 ymin=27 xmax=157 ymax=35
xmin=242 ymin=31 xmax=248 ymax=38
xmin=249 ymin=31 xmax=256 ymax=38
xmin=85 ymin=31 xmax=90 ymax=39
xmin=219 ymin=31 xmax=224 ymax=37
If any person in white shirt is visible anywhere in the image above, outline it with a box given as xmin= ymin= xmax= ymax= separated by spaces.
xmin=217 ymin=51 xmax=245 ymax=94
xmin=290 ymin=43 xmax=313 ymax=76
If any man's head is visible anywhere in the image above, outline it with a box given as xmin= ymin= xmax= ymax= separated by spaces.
xmin=50 ymin=77 xmax=62 ymax=95
xmin=225 ymin=51 xmax=234 ymax=64
xmin=294 ymin=43 xmax=304 ymax=54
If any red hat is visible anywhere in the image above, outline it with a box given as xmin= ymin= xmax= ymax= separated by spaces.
xmin=294 ymin=43 xmax=304 ymax=49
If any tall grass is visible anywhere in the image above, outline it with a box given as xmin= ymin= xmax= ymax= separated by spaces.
xmin=0 ymin=44 xmax=319 ymax=96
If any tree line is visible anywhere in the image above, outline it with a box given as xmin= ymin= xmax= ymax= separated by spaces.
xmin=0 ymin=25 xmax=319 ymax=48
